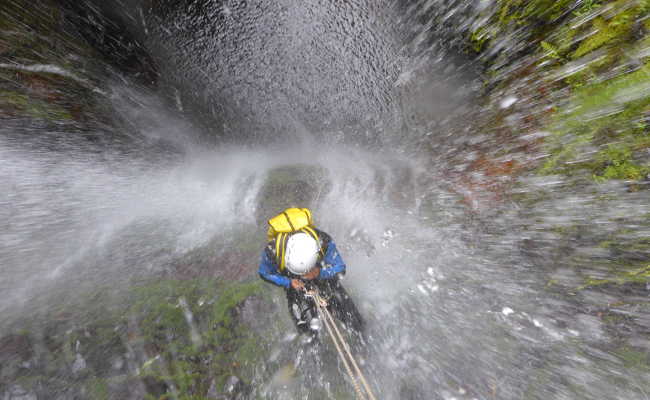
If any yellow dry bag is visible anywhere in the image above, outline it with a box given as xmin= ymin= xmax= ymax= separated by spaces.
xmin=267 ymin=208 xmax=313 ymax=239
xmin=267 ymin=208 xmax=321 ymax=271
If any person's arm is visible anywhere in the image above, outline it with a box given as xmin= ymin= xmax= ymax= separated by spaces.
xmin=258 ymin=248 xmax=291 ymax=288
xmin=318 ymin=240 xmax=346 ymax=279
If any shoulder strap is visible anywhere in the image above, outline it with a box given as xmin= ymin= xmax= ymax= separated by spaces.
xmin=282 ymin=211 xmax=296 ymax=231
xmin=300 ymin=226 xmax=326 ymax=260
xmin=275 ymin=232 xmax=290 ymax=271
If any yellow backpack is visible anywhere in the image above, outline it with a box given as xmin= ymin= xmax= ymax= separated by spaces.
xmin=267 ymin=208 xmax=322 ymax=271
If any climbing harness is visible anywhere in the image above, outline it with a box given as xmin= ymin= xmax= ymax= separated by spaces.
xmin=305 ymin=289 xmax=378 ymax=400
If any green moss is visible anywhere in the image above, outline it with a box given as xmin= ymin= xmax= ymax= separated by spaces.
xmin=571 ymin=0 xmax=650 ymax=59
xmin=546 ymin=279 xmax=559 ymax=287
xmin=539 ymin=60 xmax=650 ymax=179
xmin=538 ymin=136 xmax=577 ymax=175
xmin=209 ymin=280 xmax=262 ymax=325
xmin=0 ymin=0 xmax=60 ymax=32
xmin=477 ymin=0 xmax=645 ymax=66
xmin=0 ymin=91 xmax=30 ymax=107
xmin=616 ymin=346 xmax=650 ymax=371
xmin=0 ymin=89 xmax=75 ymax=121
xmin=130 ymin=279 xmax=269 ymax=399
xmin=595 ymin=146 xmax=649 ymax=181
xmin=0 ymin=0 xmax=98 ymax=67
xmin=0 ymin=0 xmax=106 ymax=124
xmin=573 ymin=15 xmax=627 ymax=59
xmin=11 ymin=375 xmax=44 ymax=392
xmin=470 ymin=0 xmax=577 ymax=59
xmin=573 ymin=0 xmax=603 ymax=17
xmin=497 ymin=0 xmax=574 ymax=27
xmin=87 ymin=378 xmax=109 ymax=400
xmin=601 ymin=312 xmax=627 ymax=325
xmin=622 ymin=264 xmax=650 ymax=282
xmin=470 ymin=27 xmax=491 ymax=53
xmin=579 ymin=264 xmax=650 ymax=289
xmin=567 ymin=63 xmax=650 ymax=121
xmin=0 ymin=1 xmax=65 ymax=64
xmin=540 ymin=41 xmax=561 ymax=59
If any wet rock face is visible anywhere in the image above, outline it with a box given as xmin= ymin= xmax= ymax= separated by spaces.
xmin=71 ymin=352 xmax=87 ymax=375
xmin=0 ymin=279 xmax=275 ymax=399
xmin=205 ymin=375 xmax=249 ymax=400
xmin=0 ymin=334 xmax=34 ymax=387
xmin=56 ymin=0 xmax=159 ymax=85
xmin=1 ymin=0 xmax=93 ymax=124
xmin=0 ymin=0 xmax=162 ymax=133
xmin=255 ymin=164 xmax=330 ymax=226
xmin=239 ymin=294 xmax=278 ymax=336
xmin=0 ymin=334 xmax=33 ymax=366
xmin=1 ymin=385 xmax=37 ymax=400
xmin=224 ymin=375 xmax=248 ymax=399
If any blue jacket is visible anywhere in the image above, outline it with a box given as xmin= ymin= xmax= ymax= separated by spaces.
xmin=258 ymin=230 xmax=346 ymax=288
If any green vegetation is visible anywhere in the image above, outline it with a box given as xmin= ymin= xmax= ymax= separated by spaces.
xmin=131 ymin=278 xmax=268 ymax=399
xmin=616 ymin=346 xmax=650 ymax=371
xmin=540 ymin=61 xmax=650 ymax=179
xmin=0 ymin=0 xmax=104 ymax=125
xmin=496 ymin=0 xmax=575 ymax=28
xmin=0 ymin=0 xmax=93 ymax=65
xmin=86 ymin=378 xmax=109 ymax=400
xmin=0 ymin=278 xmax=273 ymax=399
xmin=596 ymin=146 xmax=648 ymax=181
xmin=469 ymin=0 xmax=650 ymax=182
xmin=0 ymin=90 xmax=74 ymax=121
xmin=572 ymin=8 xmax=635 ymax=59
xmin=579 ymin=264 xmax=650 ymax=289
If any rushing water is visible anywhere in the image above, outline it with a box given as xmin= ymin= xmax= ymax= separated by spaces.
xmin=2 ymin=0 xmax=649 ymax=399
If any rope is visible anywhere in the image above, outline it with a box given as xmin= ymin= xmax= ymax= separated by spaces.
xmin=320 ymin=299 xmax=377 ymax=400
xmin=307 ymin=290 xmax=378 ymax=400
xmin=314 ymin=295 xmax=366 ymax=399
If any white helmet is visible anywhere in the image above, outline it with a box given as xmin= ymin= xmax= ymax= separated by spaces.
xmin=285 ymin=233 xmax=319 ymax=275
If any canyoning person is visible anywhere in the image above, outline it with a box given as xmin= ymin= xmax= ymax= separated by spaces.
xmin=258 ymin=207 xmax=364 ymax=336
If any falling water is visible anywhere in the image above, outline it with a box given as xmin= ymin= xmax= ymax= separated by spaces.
xmin=1 ymin=0 xmax=649 ymax=399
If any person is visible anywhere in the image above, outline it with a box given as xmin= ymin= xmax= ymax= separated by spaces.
xmin=258 ymin=208 xmax=363 ymax=335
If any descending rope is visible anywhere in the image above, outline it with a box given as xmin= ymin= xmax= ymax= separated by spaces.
xmin=320 ymin=299 xmax=377 ymax=400
xmin=306 ymin=290 xmax=378 ymax=400
xmin=315 ymin=296 xmax=365 ymax=399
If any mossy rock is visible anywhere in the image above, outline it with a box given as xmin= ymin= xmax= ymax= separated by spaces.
xmin=0 ymin=332 xmax=34 ymax=382
xmin=573 ymin=12 xmax=634 ymax=59
xmin=255 ymin=164 xmax=330 ymax=225
xmin=85 ymin=377 xmax=109 ymax=400
xmin=539 ymin=58 xmax=650 ymax=180
xmin=0 ymin=0 xmax=155 ymax=126
xmin=168 ymin=225 xmax=261 ymax=281
xmin=616 ymin=346 xmax=650 ymax=372
xmin=129 ymin=278 xmax=273 ymax=399
xmin=470 ymin=0 xmax=650 ymax=185
xmin=0 ymin=0 xmax=97 ymax=67
xmin=579 ymin=263 xmax=650 ymax=290
xmin=0 ymin=276 xmax=275 ymax=398
xmin=0 ymin=333 xmax=33 ymax=364
xmin=74 ymin=322 xmax=127 ymax=377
